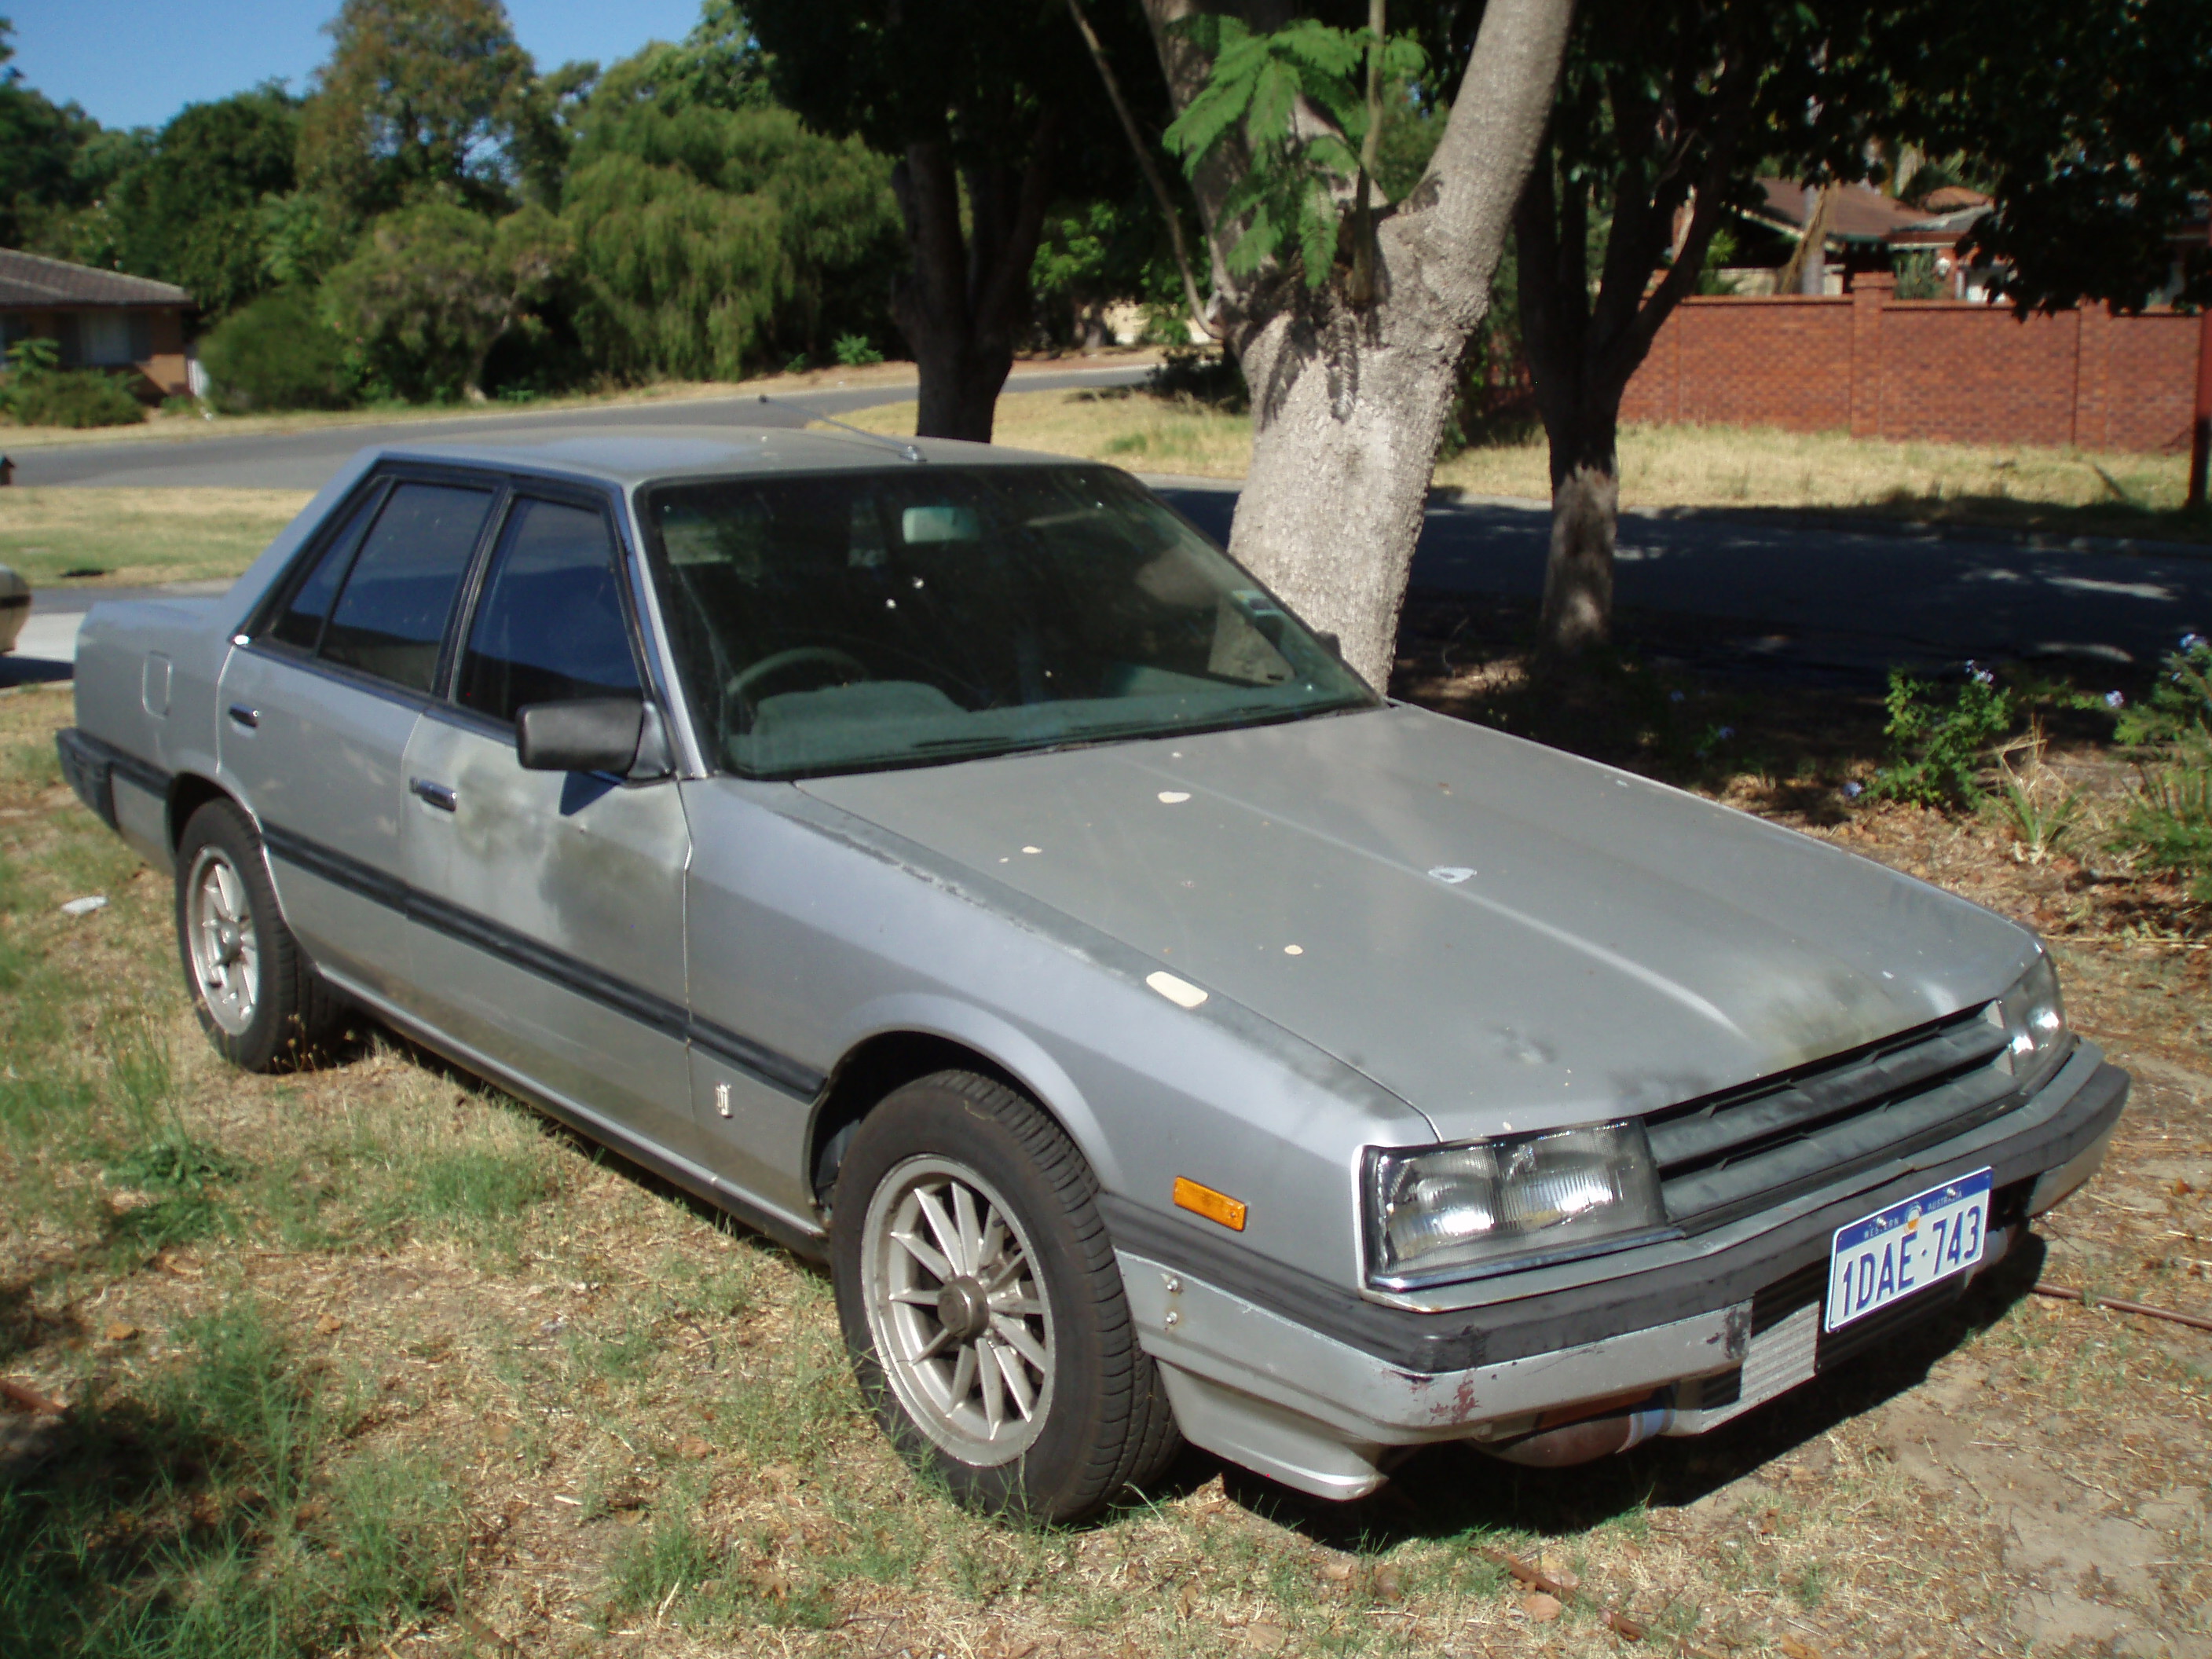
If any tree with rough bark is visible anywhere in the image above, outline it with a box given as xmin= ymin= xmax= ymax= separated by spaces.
xmin=1419 ymin=0 xmax=2212 ymax=659
xmin=1139 ymin=0 xmax=1574 ymax=689
xmin=747 ymin=0 xmax=1161 ymax=441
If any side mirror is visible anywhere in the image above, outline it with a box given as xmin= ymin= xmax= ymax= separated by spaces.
xmin=516 ymin=697 xmax=646 ymax=775
xmin=1312 ymin=630 xmax=1342 ymax=661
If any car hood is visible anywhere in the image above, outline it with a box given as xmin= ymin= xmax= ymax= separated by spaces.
xmin=797 ymin=704 xmax=2034 ymax=1140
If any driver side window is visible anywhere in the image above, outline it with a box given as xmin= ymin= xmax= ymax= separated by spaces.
xmin=456 ymin=497 xmax=641 ymax=724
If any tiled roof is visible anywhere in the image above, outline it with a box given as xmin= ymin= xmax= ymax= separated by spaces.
xmin=1751 ymin=180 xmax=1989 ymax=247
xmin=0 ymin=249 xmax=192 ymax=309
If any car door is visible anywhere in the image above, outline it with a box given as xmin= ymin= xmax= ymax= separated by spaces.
xmin=399 ymin=488 xmax=699 ymax=1161
xmin=220 ymin=473 xmax=498 ymax=1010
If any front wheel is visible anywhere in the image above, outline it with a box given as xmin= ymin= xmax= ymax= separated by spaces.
xmin=174 ymin=800 xmax=341 ymax=1071
xmin=831 ymin=1071 xmax=1180 ymax=1522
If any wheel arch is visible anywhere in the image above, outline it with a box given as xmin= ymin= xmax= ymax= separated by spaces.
xmin=807 ymin=1005 xmax=1114 ymax=1211
xmin=167 ymin=771 xmax=240 ymax=851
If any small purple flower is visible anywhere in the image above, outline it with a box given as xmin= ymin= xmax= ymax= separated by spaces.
xmin=2104 ymin=690 xmax=2126 ymax=709
xmin=1971 ymin=667 xmax=1996 ymax=687
xmin=1843 ymin=780 xmax=1865 ymax=799
xmin=2183 ymin=632 xmax=2209 ymax=653
xmin=1668 ymin=690 xmax=1686 ymax=704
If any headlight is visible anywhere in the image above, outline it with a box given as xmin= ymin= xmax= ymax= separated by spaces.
xmin=1364 ymin=1119 xmax=1670 ymax=1291
xmin=1994 ymin=951 xmax=2068 ymax=1092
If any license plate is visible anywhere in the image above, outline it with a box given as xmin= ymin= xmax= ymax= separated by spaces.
xmin=1825 ymin=1168 xmax=1993 ymax=1333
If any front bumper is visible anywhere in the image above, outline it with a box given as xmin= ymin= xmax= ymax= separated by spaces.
xmin=1116 ymin=1047 xmax=2126 ymax=1500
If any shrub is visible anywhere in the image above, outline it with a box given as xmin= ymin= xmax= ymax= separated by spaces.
xmin=200 ymin=286 xmax=356 ymax=411
xmin=1865 ymin=665 xmax=2016 ymax=807
xmin=832 ymin=332 xmax=884 ymax=367
xmin=2 ymin=368 xmax=146 ymax=428
xmin=2111 ymin=635 xmax=2212 ymax=899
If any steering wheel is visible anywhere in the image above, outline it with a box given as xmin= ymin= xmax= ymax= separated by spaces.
xmin=726 ymin=645 xmax=870 ymax=727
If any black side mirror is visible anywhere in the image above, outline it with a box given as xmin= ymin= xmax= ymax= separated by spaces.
xmin=1313 ymin=630 xmax=1342 ymax=661
xmin=516 ymin=697 xmax=646 ymax=775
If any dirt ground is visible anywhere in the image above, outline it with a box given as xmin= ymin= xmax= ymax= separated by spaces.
xmin=1 ymin=610 xmax=2207 ymax=1658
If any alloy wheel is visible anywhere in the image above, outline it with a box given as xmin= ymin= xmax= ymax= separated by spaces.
xmin=859 ymin=1154 xmax=1057 ymax=1466
xmin=185 ymin=844 xmax=258 ymax=1037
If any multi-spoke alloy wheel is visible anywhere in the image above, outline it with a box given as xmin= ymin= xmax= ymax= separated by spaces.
xmin=185 ymin=844 xmax=260 ymax=1036
xmin=861 ymin=1154 xmax=1057 ymax=1465
xmin=831 ymin=1069 xmax=1182 ymax=1521
xmin=174 ymin=799 xmax=342 ymax=1072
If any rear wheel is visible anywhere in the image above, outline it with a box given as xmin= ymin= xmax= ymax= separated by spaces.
xmin=831 ymin=1070 xmax=1180 ymax=1521
xmin=174 ymin=800 xmax=340 ymax=1071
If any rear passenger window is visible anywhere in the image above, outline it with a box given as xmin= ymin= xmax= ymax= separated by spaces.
xmin=269 ymin=485 xmax=382 ymax=650
xmin=456 ymin=498 xmax=639 ymax=723
xmin=319 ymin=482 xmax=494 ymax=693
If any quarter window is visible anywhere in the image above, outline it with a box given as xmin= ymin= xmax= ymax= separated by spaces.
xmin=456 ymin=497 xmax=639 ymax=723
xmin=318 ymin=482 xmax=494 ymax=693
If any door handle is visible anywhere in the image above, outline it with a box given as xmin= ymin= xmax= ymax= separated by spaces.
xmin=226 ymin=704 xmax=259 ymax=729
xmin=409 ymin=778 xmax=458 ymax=812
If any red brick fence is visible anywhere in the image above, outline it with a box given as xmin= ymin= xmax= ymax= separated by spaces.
xmin=1620 ymin=273 xmax=2203 ymax=455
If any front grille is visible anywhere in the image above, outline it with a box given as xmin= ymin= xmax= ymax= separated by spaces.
xmin=1645 ymin=1006 xmax=2023 ymax=1232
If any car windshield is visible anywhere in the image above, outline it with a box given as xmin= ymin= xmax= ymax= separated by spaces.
xmin=639 ymin=464 xmax=1375 ymax=779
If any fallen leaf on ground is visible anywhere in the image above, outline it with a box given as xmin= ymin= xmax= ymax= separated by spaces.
xmin=1240 ymin=1623 xmax=1288 ymax=1654
xmin=1522 ymin=1593 xmax=1563 ymax=1622
xmin=1779 ymin=1637 xmax=1824 ymax=1659
xmin=314 ymin=1313 xmax=344 ymax=1335
xmin=1370 ymin=1564 xmax=1402 ymax=1600
xmin=675 ymin=1436 xmax=713 ymax=1459
xmin=103 ymin=1322 xmax=138 ymax=1342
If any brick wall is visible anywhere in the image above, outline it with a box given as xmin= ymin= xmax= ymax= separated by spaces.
xmin=1619 ymin=275 xmax=2203 ymax=454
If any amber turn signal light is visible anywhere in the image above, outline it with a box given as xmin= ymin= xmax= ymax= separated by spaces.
xmin=1173 ymin=1176 xmax=1247 ymax=1232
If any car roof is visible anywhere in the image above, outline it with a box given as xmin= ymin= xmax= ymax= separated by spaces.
xmin=364 ymin=423 xmax=1087 ymax=489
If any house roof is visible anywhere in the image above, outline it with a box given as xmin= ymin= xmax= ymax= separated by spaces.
xmin=1749 ymin=180 xmax=1989 ymax=247
xmin=0 ymin=249 xmax=192 ymax=309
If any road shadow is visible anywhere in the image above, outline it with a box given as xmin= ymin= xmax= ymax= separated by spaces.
xmin=0 ymin=655 xmax=71 ymax=687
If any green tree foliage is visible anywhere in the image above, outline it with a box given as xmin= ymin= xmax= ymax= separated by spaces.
xmin=1868 ymin=668 xmax=2016 ymax=808
xmin=1163 ymin=17 xmax=1424 ymax=287
xmin=324 ymin=199 xmax=573 ymax=398
xmin=1879 ymin=0 xmax=2212 ymax=312
xmin=299 ymin=0 xmax=541 ymax=221
xmin=0 ymin=17 xmax=106 ymax=250
xmin=100 ymin=88 xmax=303 ymax=317
xmin=1031 ymin=198 xmax=1180 ymax=348
xmin=748 ymin=0 xmax=1159 ymax=438
xmin=562 ymin=30 xmax=899 ymax=381
xmin=200 ymin=287 xmax=357 ymax=411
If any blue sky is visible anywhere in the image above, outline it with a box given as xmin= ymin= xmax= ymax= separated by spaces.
xmin=5 ymin=0 xmax=709 ymax=131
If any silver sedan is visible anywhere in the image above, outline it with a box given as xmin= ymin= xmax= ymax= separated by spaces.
xmin=60 ymin=428 xmax=2126 ymax=1520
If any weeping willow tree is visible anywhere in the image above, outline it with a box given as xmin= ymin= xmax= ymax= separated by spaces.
xmin=562 ymin=38 xmax=902 ymax=381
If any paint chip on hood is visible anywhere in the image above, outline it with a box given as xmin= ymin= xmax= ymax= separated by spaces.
xmin=1427 ymin=866 xmax=1474 ymax=884
xmin=1145 ymin=970 xmax=1207 ymax=1009
xmin=1157 ymin=791 xmax=1191 ymax=804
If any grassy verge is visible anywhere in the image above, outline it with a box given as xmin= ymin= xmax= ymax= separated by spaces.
xmin=1 ymin=632 xmax=2207 ymax=1656
xmin=847 ymin=385 xmax=2210 ymax=544
xmin=0 ymin=489 xmax=313 ymax=589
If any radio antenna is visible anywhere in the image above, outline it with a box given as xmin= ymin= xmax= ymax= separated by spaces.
xmin=755 ymin=395 xmax=925 ymax=463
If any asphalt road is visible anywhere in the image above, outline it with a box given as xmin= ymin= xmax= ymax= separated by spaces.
xmin=6 ymin=363 xmax=2209 ymax=686
xmin=5 ymin=364 xmax=1154 ymax=491
xmin=1152 ymin=477 xmax=2211 ymax=683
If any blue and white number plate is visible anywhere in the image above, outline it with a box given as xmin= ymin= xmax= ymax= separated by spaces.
xmin=1825 ymin=1168 xmax=1994 ymax=1333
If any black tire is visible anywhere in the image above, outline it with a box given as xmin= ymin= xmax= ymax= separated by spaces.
xmin=174 ymin=799 xmax=342 ymax=1072
xmin=830 ymin=1070 xmax=1181 ymax=1522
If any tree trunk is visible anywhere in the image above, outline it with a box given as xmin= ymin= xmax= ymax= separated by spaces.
xmin=888 ymin=131 xmax=1059 ymax=443
xmin=1537 ymin=410 xmax=1619 ymax=654
xmin=1228 ymin=304 xmax=1463 ymax=688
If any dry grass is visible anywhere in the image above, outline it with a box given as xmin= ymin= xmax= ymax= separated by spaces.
xmin=846 ymin=386 xmax=2209 ymax=544
xmin=0 ymin=487 xmax=313 ymax=588
xmin=2 ymin=656 xmax=2209 ymax=1657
